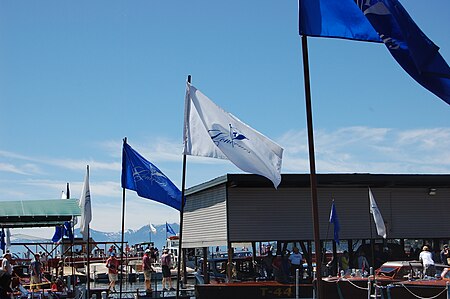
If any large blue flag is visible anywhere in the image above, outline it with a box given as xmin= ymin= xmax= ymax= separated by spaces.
xmin=121 ymin=141 xmax=182 ymax=211
xmin=329 ymin=200 xmax=340 ymax=245
xmin=299 ymin=0 xmax=450 ymax=105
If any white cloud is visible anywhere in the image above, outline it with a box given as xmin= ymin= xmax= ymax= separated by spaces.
xmin=0 ymin=163 xmax=30 ymax=175
xmin=278 ymin=127 xmax=450 ymax=174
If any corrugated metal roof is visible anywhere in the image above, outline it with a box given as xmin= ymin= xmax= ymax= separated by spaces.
xmin=0 ymin=199 xmax=81 ymax=228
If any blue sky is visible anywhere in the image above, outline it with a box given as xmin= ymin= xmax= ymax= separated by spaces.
xmin=0 ymin=1 xmax=449 ymax=239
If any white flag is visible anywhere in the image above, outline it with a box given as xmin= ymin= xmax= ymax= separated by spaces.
xmin=183 ymin=82 xmax=283 ymax=188
xmin=79 ymin=165 xmax=92 ymax=241
xmin=369 ymin=188 xmax=386 ymax=239
xmin=150 ymin=223 xmax=157 ymax=234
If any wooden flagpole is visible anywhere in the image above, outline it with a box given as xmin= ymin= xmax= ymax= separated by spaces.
xmin=301 ymin=34 xmax=323 ymax=299
xmin=176 ymin=74 xmax=190 ymax=299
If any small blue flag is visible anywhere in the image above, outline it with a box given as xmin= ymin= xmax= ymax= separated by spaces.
xmin=0 ymin=229 xmax=5 ymax=252
xmin=329 ymin=200 xmax=340 ymax=245
xmin=64 ymin=221 xmax=74 ymax=241
xmin=299 ymin=0 xmax=450 ymax=105
xmin=52 ymin=226 xmax=64 ymax=243
xmin=166 ymin=222 xmax=176 ymax=236
xmin=52 ymin=221 xmax=74 ymax=242
xmin=121 ymin=141 xmax=182 ymax=211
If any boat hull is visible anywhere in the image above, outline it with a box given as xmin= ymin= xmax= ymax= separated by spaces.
xmin=195 ymin=281 xmax=313 ymax=299
xmin=383 ymin=281 xmax=449 ymax=299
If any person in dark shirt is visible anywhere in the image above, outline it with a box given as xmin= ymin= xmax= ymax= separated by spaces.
xmin=440 ymin=244 xmax=449 ymax=265
xmin=0 ymin=270 xmax=12 ymax=299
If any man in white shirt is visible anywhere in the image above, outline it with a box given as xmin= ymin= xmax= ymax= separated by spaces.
xmin=1 ymin=253 xmax=12 ymax=275
xmin=419 ymin=245 xmax=436 ymax=277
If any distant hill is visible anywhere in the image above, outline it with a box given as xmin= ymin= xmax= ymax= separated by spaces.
xmin=9 ymin=223 xmax=179 ymax=254
xmin=84 ymin=223 xmax=179 ymax=250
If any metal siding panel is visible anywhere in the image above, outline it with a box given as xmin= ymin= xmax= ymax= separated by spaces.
xmin=389 ymin=188 xmax=450 ymax=238
xmin=227 ymin=188 xmax=313 ymax=241
xmin=182 ymin=184 xmax=228 ymax=248
xmin=227 ymin=187 xmax=450 ymax=241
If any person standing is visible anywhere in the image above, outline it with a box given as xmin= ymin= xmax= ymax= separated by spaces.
xmin=0 ymin=270 xmax=13 ymax=299
xmin=357 ymin=251 xmax=370 ymax=273
xmin=339 ymin=251 xmax=350 ymax=275
xmin=161 ymin=249 xmax=174 ymax=291
xmin=419 ymin=246 xmax=436 ymax=277
xmin=1 ymin=253 xmax=12 ymax=276
xmin=105 ymin=252 xmax=119 ymax=293
xmin=29 ymin=253 xmax=42 ymax=290
xmin=440 ymin=244 xmax=449 ymax=265
xmin=288 ymin=247 xmax=303 ymax=280
xmin=142 ymin=249 xmax=154 ymax=294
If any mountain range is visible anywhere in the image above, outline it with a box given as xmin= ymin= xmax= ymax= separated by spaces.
xmin=10 ymin=223 xmax=179 ymax=254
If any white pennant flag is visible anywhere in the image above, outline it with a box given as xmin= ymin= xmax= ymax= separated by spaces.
xmin=79 ymin=165 xmax=92 ymax=241
xmin=183 ymin=82 xmax=283 ymax=188
xmin=369 ymin=188 xmax=386 ymax=239
xmin=150 ymin=223 xmax=157 ymax=234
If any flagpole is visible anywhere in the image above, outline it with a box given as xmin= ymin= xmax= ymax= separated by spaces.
xmin=119 ymin=138 xmax=127 ymax=299
xmin=66 ymin=184 xmax=76 ymax=294
xmin=86 ymin=223 xmax=91 ymax=299
xmin=176 ymin=74 xmax=190 ymax=299
xmin=368 ymin=187 xmax=375 ymax=269
xmin=84 ymin=166 xmax=91 ymax=299
xmin=301 ymin=34 xmax=323 ymax=298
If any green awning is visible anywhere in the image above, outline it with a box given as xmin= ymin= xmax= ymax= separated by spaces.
xmin=0 ymin=199 xmax=81 ymax=228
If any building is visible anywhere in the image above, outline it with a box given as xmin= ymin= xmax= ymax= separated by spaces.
xmin=182 ymin=173 xmax=450 ymax=272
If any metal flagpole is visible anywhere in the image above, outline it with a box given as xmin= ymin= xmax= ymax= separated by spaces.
xmin=176 ymin=74 xmax=190 ymax=299
xmin=66 ymin=184 xmax=77 ymax=295
xmin=86 ymin=224 xmax=91 ymax=299
xmin=85 ymin=166 xmax=91 ymax=299
xmin=368 ymin=187 xmax=375 ymax=269
xmin=301 ymin=34 xmax=323 ymax=299
xmin=119 ymin=138 xmax=127 ymax=298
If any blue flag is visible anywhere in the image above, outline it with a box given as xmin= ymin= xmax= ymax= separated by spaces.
xmin=64 ymin=221 xmax=74 ymax=241
xmin=52 ymin=226 xmax=64 ymax=243
xmin=166 ymin=222 xmax=176 ymax=236
xmin=121 ymin=141 xmax=182 ymax=211
xmin=0 ymin=229 xmax=5 ymax=252
xmin=329 ymin=200 xmax=340 ymax=245
xmin=51 ymin=222 xmax=74 ymax=242
xmin=299 ymin=0 xmax=381 ymax=42
xmin=299 ymin=0 xmax=450 ymax=105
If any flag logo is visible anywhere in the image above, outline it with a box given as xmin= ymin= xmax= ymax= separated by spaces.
xmin=208 ymin=124 xmax=250 ymax=153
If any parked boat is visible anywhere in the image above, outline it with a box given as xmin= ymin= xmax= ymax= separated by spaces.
xmin=322 ymin=260 xmax=449 ymax=299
